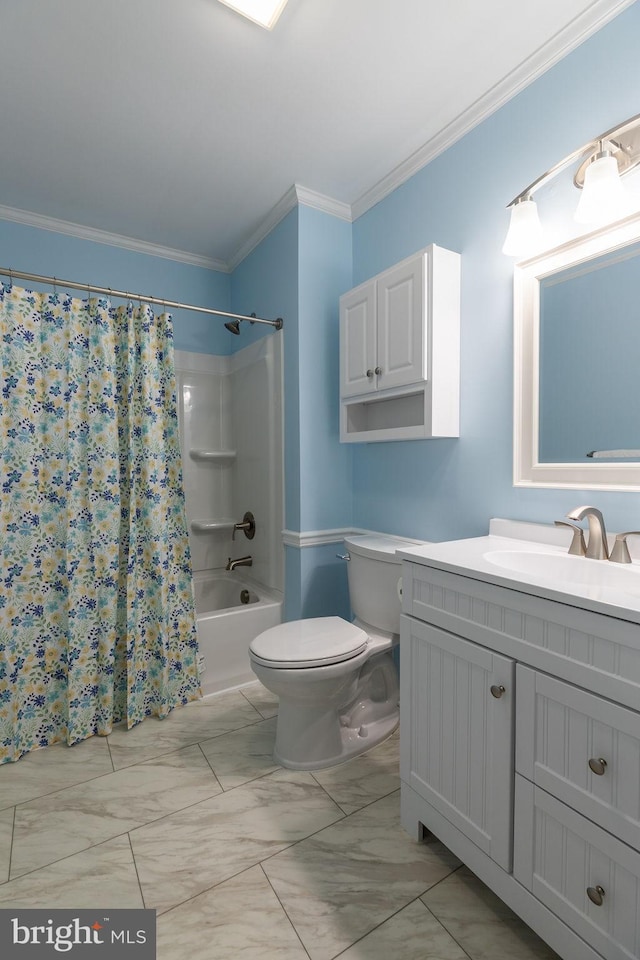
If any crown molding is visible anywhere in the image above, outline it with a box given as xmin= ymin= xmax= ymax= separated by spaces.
xmin=351 ymin=0 xmax=637 ymax=220
xmin=0 ymin=203 xmax=229 ymax=273
xmin=294 ymin=185 xmax=352 ymax=222
xmin=226 ymin=186 xmax=299 ymax=272
xmin=227 ymin=184 xmax=353 ymax=271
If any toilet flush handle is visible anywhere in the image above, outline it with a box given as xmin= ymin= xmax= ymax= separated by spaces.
xmin=336 ymin=553 xmax=350 ymax=561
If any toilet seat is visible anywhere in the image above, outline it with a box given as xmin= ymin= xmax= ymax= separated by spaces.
xmin=249 ymin=616 xmax=367 ymax=669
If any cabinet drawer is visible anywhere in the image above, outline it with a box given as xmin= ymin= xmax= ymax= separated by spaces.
xmin=517 ymin=666 xmax=640 ymax=851
xmin=514 ymin=777 xmax=640 ymax=960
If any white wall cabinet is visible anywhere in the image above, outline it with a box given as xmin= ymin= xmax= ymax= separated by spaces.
xmin=400 ymin=558 xmax=640 ymax=960
xmin=339 ymin=244 xmax=460 ymax=442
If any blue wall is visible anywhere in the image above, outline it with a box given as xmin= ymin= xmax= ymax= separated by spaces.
xmin=0 ymin=220 xmax=231 ymax=355
xmin=297 ymin=205 xmax=353 ymax=531
xmin=231 ymin=206 xmax=353 ymax=621
xmin=351 ymin=1 xmax=640 ymax=541
xmin=231 ymin=209 xmax=300 ymax=530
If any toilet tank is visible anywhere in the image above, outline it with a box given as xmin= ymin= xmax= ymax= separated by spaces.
xmin=344 ymin=534 xmax=423 ymax=634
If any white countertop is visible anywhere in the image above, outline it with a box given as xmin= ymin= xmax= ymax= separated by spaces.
xmin=397 ymin=519 xmax=640 ymax=625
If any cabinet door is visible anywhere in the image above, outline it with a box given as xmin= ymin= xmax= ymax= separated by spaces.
xmin=339 ymin=282 xmax=377 ymax=398
xmin=376 ymin=254 xmax=425 ymax=391
xmin=400 ymin=615 xmax=515 ymax=870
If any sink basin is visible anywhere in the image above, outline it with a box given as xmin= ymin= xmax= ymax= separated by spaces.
xmin=483 ymin=549 xmax=640 ymax=595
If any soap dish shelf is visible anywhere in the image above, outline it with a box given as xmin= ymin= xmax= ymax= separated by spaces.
xmin=189 ymin=449 xmax=237 ymax=462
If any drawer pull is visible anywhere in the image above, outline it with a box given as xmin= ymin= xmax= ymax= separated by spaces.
xmin=588 ymin=757 xmax=608 ymax=776
xmin=490 ymin=684 xmax=506 ymax=699
xmin=587 ymin=885 xmax=605 ymax=906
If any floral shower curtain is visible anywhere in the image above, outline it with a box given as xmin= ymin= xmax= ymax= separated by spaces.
xmin=0 ymin=283 xmax=200 ymax=764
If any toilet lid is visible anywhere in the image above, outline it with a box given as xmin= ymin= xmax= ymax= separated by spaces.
xmin=249 ymin=617 xmax=368 ymax=668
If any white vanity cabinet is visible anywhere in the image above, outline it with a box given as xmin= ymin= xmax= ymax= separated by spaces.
xmin=339 ymin=244 xmax=460 ymax=442
xmin=400 ymin=555 xmax=640 ymax=960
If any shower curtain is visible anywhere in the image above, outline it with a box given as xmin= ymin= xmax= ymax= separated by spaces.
xmin=0 ymin=283 xmax=200 ymax=764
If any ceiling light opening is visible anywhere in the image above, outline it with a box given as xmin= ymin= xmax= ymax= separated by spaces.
xmin=217 ymin=0 xmax=289 ymax=30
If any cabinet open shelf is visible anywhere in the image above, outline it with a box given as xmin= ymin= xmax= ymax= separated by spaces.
xmin=342 ymin=388 xmax=429 ymax=442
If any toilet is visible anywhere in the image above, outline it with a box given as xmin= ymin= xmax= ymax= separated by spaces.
xmin=249 ymin=534 xmax=420 ymax=770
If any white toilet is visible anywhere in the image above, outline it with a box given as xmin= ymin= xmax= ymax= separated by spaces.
xmin=248 ymin=534 xmax=419 ymax=770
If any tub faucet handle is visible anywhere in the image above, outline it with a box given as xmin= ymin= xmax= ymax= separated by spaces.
xmin=232 ymin=511 xmax=256 ymax=541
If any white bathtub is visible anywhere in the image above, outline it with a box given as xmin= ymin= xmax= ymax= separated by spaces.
xmin=194 ymin=572 xmax=282 ymax=697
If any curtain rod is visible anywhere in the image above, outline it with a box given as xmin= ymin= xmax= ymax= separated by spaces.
xmin=0 ymin=266 xmax=284 ymax=330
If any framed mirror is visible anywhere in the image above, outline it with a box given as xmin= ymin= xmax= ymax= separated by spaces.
xmin=514 ymin=212 xmax=640 ymax=490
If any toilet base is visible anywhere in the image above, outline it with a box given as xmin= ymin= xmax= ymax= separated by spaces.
xmin=274 ymin=710 xmax=398 ymax=771
xmin=270 ymin=649 xmax=400 ymax=771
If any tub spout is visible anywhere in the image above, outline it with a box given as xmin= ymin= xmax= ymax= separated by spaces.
xmin=226 ymin=555 xmax=253 ymax=571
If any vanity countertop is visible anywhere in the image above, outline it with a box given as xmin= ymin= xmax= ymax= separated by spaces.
xmin=397 ymin=519 xmax=640 ymax=626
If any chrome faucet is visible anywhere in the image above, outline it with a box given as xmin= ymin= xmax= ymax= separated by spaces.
xmin=226 ymin=555 xmax=253 ymax=571
xmin=565 ymin=505 xmax=609 ymax=560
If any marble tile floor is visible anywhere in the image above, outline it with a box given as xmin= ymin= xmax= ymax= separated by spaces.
xmin=0 ymin=682 xmax=560 ymax=960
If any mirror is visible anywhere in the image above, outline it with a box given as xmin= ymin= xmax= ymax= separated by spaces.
xmin=514 ymin=212 xmax=640 ymax=490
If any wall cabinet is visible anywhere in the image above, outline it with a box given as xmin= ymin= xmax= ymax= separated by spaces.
xmin=339 ymin=244 xmax=460 ymax=442
xmin=400 ymin=558 xmax=640 ymax=960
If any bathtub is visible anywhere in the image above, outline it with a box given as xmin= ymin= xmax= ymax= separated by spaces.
xmin=193 ymin=571 xmax=283 ymax=697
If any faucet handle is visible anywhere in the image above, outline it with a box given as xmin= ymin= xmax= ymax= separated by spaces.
xmin=609 ymin=531 xmax=640 ymax=564
xmin=554 ymin=520 xmax=587 ymax=557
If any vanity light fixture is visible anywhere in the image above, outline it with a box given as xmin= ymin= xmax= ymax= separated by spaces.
xmin=216 ymin=0 xmax=288 ymax=29
xmin=503 ymin=112 xmax=640 ymax=257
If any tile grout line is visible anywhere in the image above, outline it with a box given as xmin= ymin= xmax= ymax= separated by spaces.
xmin=326 ymin=894 xmax=474 ymax=960
xmin=258 ymin=862 xmax=314 ymax=960
xmin=418 ymin=895 xmax=475 ymax=960
xmin=126 ymin=832 xmax=147 ymax=910
xmin=5 ymin=806 xmax=16 ymax=888
xmin=104 ymin=734 xmax=116 ymax=773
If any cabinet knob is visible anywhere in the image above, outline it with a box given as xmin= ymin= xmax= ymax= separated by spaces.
xmin=366 ymin=369 xmax=374 ymax=379
xmin=375 ymin=366 xmax=382 ymax=375
xmin=586 ymin=885 xmax=605 ymax=906
xmin=588 ymin=757 xmax=608 ymax=776
xmin=490 ymin=684 xmax=506 ymax=699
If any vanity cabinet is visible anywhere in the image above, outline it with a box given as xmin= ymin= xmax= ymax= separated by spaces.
xmin=400 ymin=557 xmax=640 ymax=960
xmin=339 ymin=244 xmax=460 ymax=442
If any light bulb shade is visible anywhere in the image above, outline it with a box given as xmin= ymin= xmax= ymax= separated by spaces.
xmin=574 ymin=153 xmax=630 ymax=224
xmin=502 ymin=198 xmax=544 ymax=258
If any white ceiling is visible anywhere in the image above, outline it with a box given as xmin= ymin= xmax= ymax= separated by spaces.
xmin=0 ymin=0 xmax=633 ymax=269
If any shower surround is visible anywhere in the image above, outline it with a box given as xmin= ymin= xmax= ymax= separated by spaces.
xmin=175 ymin=336 xmax=284 ymax=696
